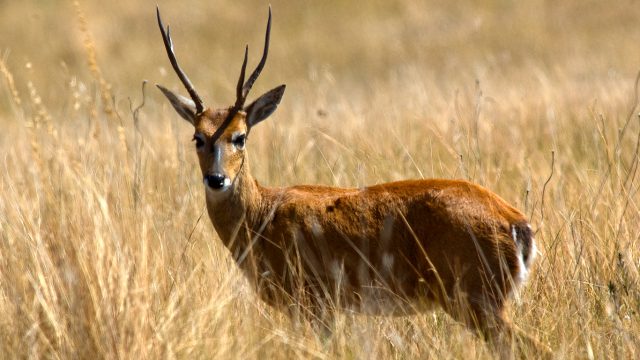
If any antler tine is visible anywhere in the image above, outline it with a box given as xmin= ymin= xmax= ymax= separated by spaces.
xmin=235 ymin=46 xmax=249 ymax=109
xmin=236 ymin=5 xmax=272 ymax=108
xmin=156 ymin=6 xmax=205 ymax=114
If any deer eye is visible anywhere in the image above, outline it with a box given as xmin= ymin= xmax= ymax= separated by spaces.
xmin=192 ymin=134 xmax=205 ymax=150
xmin=232 ymin=134 xmax=246 ymax=150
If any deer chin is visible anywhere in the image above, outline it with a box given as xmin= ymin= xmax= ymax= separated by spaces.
xmin=204 ymin=180 xmax=233 ymax=202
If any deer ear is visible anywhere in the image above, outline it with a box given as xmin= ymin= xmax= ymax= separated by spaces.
xmin=157 ymin=84 xmax=198 ymax=125
xmin=244 ymin=84 xmax=285 ymax=128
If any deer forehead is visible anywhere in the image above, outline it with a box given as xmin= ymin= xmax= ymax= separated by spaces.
xmin=195 ymin=110 xmax=248 ymax=138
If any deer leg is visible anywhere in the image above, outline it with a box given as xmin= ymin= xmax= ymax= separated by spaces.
xmin=306 ymin=298 xmax=336 ymax=340
xmin=511 ymin=323 xmax=553 ymax=359
xmin=445 ymin=299 xmax=513 ymax=359
xmin=443 ymin=298 xmax=551 ymax=360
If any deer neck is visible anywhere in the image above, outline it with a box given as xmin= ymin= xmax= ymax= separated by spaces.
xmin=204 ymin=157 xmax=264 ymax=252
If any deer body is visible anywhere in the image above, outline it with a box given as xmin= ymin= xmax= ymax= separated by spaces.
xmin=155 ymin=6 xmax=548 ymax=357
xmin=208 ymin=159 xmax=534 ymax=316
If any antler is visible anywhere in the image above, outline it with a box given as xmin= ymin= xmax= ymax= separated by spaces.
xmin=157 ymin=6 xmax=205 ymax=114
xmin=234 ymin=5 xmax=272 ymax=109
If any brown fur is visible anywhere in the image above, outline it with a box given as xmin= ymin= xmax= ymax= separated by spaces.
xmin=176 ymin=109 xmax=550 ymax=357
xmin=157 ymin=18 xmax=549 ymax=351
xmin=198 ymin=112 xmax=525 ymax=305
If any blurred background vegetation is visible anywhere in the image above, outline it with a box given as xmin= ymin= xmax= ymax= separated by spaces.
xmin=2 ymin=0 xmax=640 ymax=117
xmin=1 ymin=0 xmax=639 ymax=358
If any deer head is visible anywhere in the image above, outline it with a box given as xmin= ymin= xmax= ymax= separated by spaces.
xmin=156 ymin=6 xmax=285 ymax=195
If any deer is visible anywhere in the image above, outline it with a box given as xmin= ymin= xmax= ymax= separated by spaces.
xmin=155 ymin=6 xmax=550 ymax=358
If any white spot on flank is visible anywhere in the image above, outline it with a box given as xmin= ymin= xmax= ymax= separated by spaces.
xmin=382 ymin=253 xmax=394 ymax=273
xmin=329 ymin=260 xmax=343 ymax=281
xmin=311 ymin=221 xmax=324 ymax=238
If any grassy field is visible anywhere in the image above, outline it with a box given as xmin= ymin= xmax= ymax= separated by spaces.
xmin=1 ymin=0 xmax=639 ymax=358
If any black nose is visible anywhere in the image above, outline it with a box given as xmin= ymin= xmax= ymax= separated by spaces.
xmin=204 ymin=173 xmax=227 ymax=189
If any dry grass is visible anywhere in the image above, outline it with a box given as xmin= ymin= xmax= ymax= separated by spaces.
xmin=1 ymin=0 xmax=639 ymax=358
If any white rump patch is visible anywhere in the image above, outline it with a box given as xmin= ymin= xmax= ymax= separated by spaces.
xmin=510 ymin=223 xmax=540 ymax=303
xmin=515 ymin=247 xmax=529 ymax=286
xmin=511 ymin=225 xmax=528 ymax=287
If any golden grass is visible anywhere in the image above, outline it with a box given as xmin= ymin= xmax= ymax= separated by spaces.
xmin=1 ymin=0 xmax=639 ymax=358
